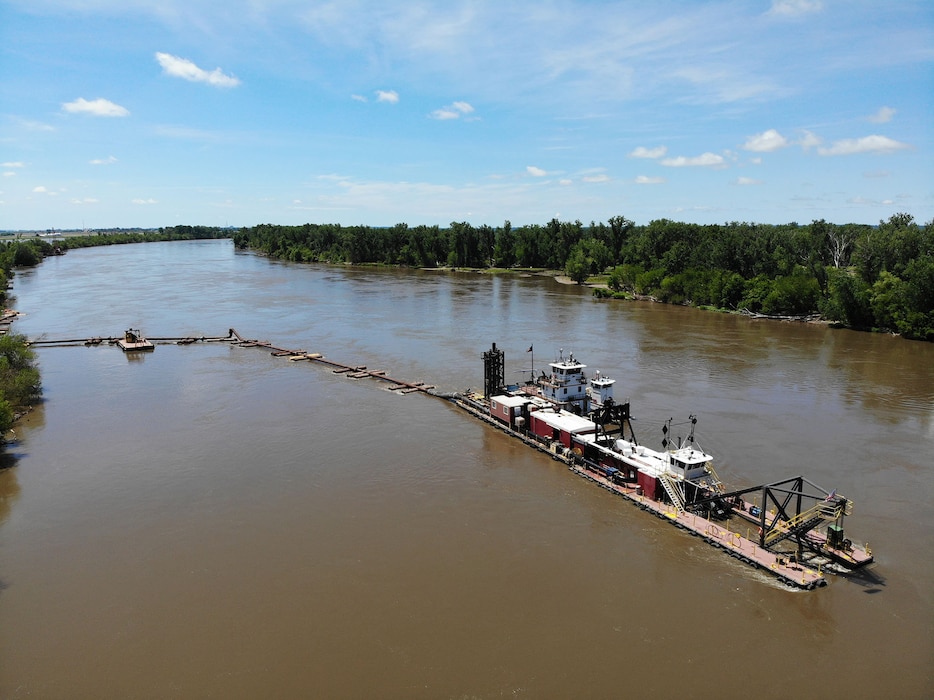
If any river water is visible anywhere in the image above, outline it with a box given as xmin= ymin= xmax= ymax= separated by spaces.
xmin=0 ymin=240 xmax=931 ymax=699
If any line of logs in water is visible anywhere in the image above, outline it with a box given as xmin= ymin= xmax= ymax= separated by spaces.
xmin=26 ymin=327 xmax=436 ymax=395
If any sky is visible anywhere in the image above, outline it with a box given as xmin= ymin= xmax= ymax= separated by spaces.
xmin=1 ymin=0 xmax=932 ymax=231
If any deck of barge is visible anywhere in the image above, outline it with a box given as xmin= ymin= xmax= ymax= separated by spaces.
xmin=453 ymin=395 xmax=828 ymax=589
xmin=571 ymin=465 xmax=827 ymax=588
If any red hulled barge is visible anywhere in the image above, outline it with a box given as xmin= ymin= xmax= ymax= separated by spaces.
xmin=453 ymin=343 xmax=874 ymax=590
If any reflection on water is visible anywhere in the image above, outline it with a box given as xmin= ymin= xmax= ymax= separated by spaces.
xmin=0 ymin=240 xmax=931 ymax=699
xmin=0 ymin=463 xmax=20 ymax=526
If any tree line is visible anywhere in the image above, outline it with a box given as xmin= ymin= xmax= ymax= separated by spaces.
xmin=233 ymin=215 xmax=933 ymax=341
xmin=0 ymin=240 xmax=47 ymax=436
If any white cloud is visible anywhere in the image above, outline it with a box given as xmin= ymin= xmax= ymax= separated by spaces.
xmin=817 ymin=135 xmax=911 ymax=156
xmin=867 ymin=106 xmax=896 ymax=124
xmin=582 ymin=174 xmax=610 ymax=183
xmin=155 ymin=52 xmax=240 ymax=88
xmin=376 ymin=90 xmax=399 ymax=103
xmin=847 ymin=196 xmax=881 ymax=206
xmin=32 ymin=186 xmax=47 ymax=193
xmin=11 ymin=117 xmax=55 ymax=132
xmin=735 ymin=176 xmax=762 ymax=185
xmin=90 ymin=155 xmax=118 ymax=165
xmin=526 ymin=166 xmax=547 ymax=177
xmin=306 ymin=176 xmax=523 ymax=221
xmin=660 ymin=152 xmax=725 ymax=167
xmin=1 ymin=162 xmax=24 ymax=168
xmin=629 ymin=146 xmax=667 ymax=159
xmin=559 ymin=179 xmax=573 ymax=186
xmin=153 ymin=125 xmax=230 ymax=142
xmin=431 ymin=108 xmax=460 ymax=120
xmin=351 ymin=94 xmax=367 ymax=103
xmin=768 ymin=0 xmax=823 ymax=17
xmin=673 ymin=66 xmax=782 ymax=104
xmin=132 ymin=198 xmax=159 ymax=205
xmin=62 ymin=97 xmax=130 ymax=117
xmin=70 ymin=198 xmax=98 ymax=205
xmin=798 ymin=130 xmax=821 ymax=150
xmin=742 ymin=129 xmax=788 ymax=152
xmin=635 ymin=175 xmax=665 ymax=184
xmin=430 ymin=101 xmax=475 ymax=120
xmin=3 ymin=172 xmax=17 ymax=178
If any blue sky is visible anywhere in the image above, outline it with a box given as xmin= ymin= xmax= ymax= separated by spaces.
xmin=1 ymin=0 xmax=932 ymax=231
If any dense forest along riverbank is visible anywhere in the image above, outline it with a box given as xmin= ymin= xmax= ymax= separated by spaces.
xmin=1 ymin=239 xmax=931 ymax=699
xmin=233 ymin=215 xmax=934 ymax=340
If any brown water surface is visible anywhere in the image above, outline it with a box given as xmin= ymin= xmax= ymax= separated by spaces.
xmin=0 ymin=240 xmax=931 ymax=698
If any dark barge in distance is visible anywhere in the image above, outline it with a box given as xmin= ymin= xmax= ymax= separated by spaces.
xmin=452 ymin=343 xmax=873 ymax=590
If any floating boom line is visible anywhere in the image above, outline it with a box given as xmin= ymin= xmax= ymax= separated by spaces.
xmin=26 ymin=328 xmax=436 ymax=395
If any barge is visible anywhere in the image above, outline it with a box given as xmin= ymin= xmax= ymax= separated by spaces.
xmin=454 ymin=343 xmax=873 ymax=589
xmin=115 ymin=328 xmax=154 ymax=353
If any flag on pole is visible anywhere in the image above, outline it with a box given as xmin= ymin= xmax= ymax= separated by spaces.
xmin=527 ymin=345 xmax=533 ymax=352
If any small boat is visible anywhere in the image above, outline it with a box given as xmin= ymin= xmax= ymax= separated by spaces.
xmin=115 ymin=328 xmax=154 ymax=352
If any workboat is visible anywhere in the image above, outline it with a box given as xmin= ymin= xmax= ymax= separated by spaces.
xmin=115 ymin=328 xmax=154 ymax=352
xmin=454 ymin=343 xmax=873 ymax=589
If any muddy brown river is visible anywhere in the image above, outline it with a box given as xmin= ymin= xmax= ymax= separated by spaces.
xmin=0 ymin=240 xmax=931 ymax=698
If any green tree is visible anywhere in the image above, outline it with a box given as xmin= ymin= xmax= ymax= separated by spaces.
xmin=0 ymin=333 xmax=41 ymax=435
xmin=761 ymin=270 xmax=820 ymax=315
xmin=607 ymin=265 xmax=625 ymax=292
xmin=0 ymin=398 xmax=13 ymax=436
xmin=515 ymin=225 xmax=543 ymax=267
xmin=565 ymin=244 xmax=590 ymax=284
xmin=580 ymin=238 xmax=612 ymax=274
xmin=607 ymin=215 xmax=634 ymax=261
xmin=494 ymin=220 xmax=516 ymax=267
xmin=823 ymin=268 xmax=874 ymax=328
xmin=10 ymin=242 xmax=40 ymax=267
xmin=478 ymin=224 xmax=496 ymax=267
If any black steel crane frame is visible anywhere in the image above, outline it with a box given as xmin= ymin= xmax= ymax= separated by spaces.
xmin=691 ymin=475 xmax=846 ymax=558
